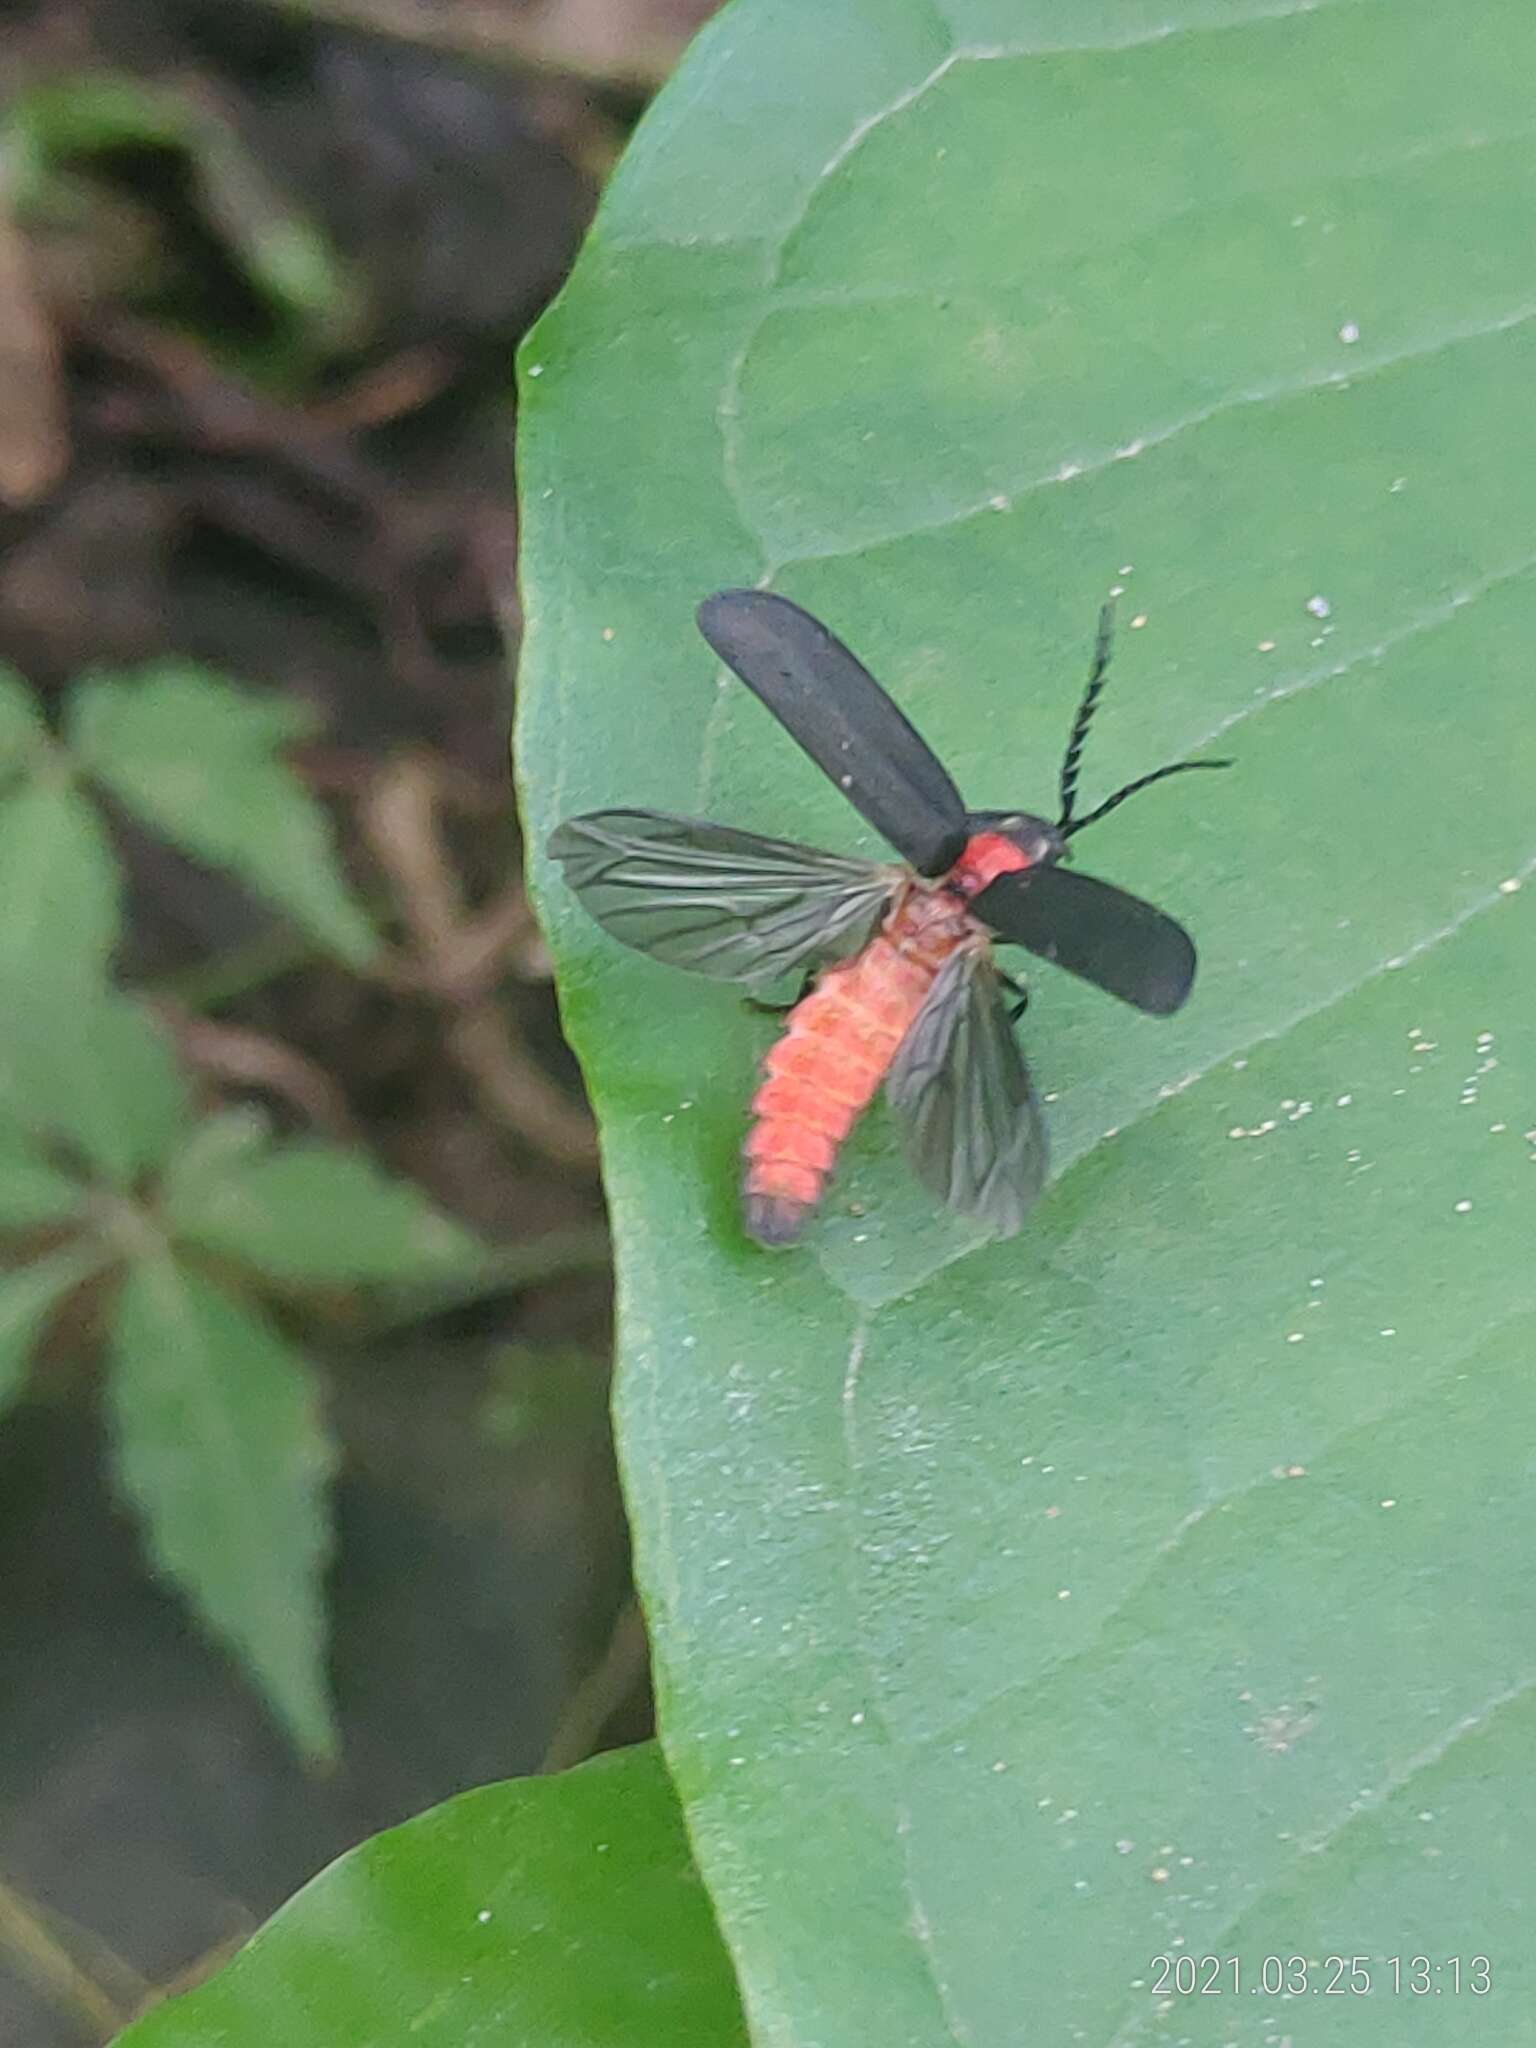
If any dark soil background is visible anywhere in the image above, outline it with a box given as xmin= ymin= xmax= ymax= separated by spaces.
xmin=0 ymin=2 xmax=714 ymax=2037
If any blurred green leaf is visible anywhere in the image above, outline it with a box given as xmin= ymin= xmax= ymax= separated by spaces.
xmin=0 ymin=665 xmax=48 ymax=783
xmin=0 ymin=776 xmax=120 ymax=991
xmin=517 ymin=1 xmax=1536 ymax=2040
xmin=361 ymin=1224 xmax=613 ymax=1336
xmin=108 ymin=1256 xmax=336 ymax=1758
xmin=3 ymin=991 xmax=189 ymax=1186
xmin=481 ymin=1341 xmax=609 ymax=1450
xmin=0 ymin=769 xmax=186 ymax=1182
xmin=111 ymin=1745 xmax=746 ymax=2048
xmin=186 ymin=106 xmax=356 ymax=336
xmin=0 ymin=1244 xmax=103 ymax=1415
xmin=6 ymin=74 xmax=191 ymax=172
xmin=6 ymin=75 xmax=357 ymax=350
xmin=70 ymin=665 xmax=377 ymax=967
xmin=0 ymin=1124 xmax=83 ymax=1225
xmin=155 ymin=1104 xmax=270 ymax=1192
xmin=162 ymin=1130 xmax=484 ymax=1286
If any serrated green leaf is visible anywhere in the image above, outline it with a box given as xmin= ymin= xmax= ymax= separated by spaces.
xmin=0 ymin=776 xmax=120 ymax=989
xmin=2 ymin=991 xmax=189 ymax=1185
xmin=163 ymin=1135 xmax=483 ymax=1286
xmin=108 ymin=1257 xmax=336 ymax=1758
xmin=70 ymin=666 xmax=377 ymax=967
xmin=0 ymin=1244 xmax=102 ymax=1415
xmin=0 ymin=775 xmax=185 ymax=1179
xmin=0 ymin=664 xmax=48 ymax=782
xmin=109 ymin=1745 xmax=746 ymax=2048
xmin=518 ymin=4 xmax=1536 ymax=2042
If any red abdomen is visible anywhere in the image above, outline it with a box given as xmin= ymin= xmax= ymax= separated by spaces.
xmin=742 ymin=884 xmax=975 ymax=1246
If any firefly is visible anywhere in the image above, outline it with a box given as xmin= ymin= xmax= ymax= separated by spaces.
xmin=550 ymin=590 xmax=1227 ymax=1247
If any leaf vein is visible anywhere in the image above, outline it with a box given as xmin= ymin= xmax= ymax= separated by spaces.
xmin=910 ymin=1291 xmax=1536 ymax=1752
xmin=949 ymin=0 xmax=1370 ymax=61
xmin=778 ymin=300 xmax=1536 ymax=568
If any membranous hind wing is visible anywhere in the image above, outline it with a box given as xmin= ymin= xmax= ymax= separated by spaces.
xmin=973 ymin=863 xmax=1197 ymax=1016
xmin=548 ymin=810 xmax=899 ymax=991
xmin=696 ymin=590 xmax=969 ymax=879
xmin=886 ymin=944 xmax=1047 ymax=1238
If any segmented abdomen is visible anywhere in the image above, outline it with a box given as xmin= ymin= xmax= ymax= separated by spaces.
xmin=742 ymin=891 xmax=969 ymax=1246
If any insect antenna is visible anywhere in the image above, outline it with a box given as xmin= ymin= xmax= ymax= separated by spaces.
xmin=1056 ymin=601 xmax=1116 ymax=833
xmin=1060 ymin=757 xmax=1231 ymax=838
xmin=1056 ymin=600 xmax=1232 ymax=841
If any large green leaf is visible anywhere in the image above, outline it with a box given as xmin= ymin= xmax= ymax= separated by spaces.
xmin=111 ymin=1744 xmax=746 ymax=2048
xmin=108 ymin=1256 xmax=337 ymax=1758
xmin=518 ymin=2 xmax=1536 ymax=2042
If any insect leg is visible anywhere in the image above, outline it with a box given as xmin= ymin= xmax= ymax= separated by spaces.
xmin=999 ymin=970 xmax=1030 ymax=1024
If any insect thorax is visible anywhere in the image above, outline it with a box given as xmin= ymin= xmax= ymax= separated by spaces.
xmin=946 ymin=816 xmax=1058 ymax=900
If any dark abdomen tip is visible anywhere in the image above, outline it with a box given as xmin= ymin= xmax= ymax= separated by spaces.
xmin=742 ymin=1191 xmax=810 ymax=1249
